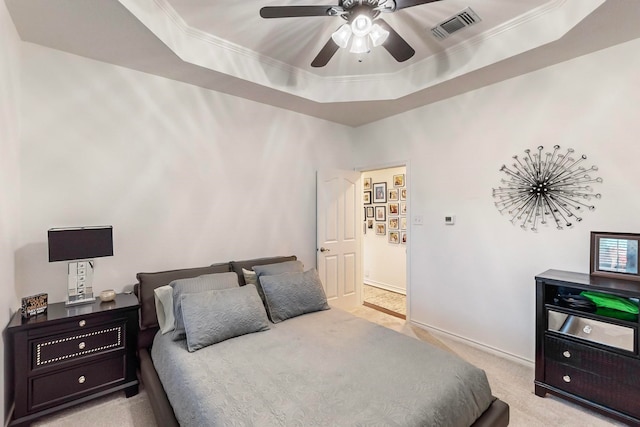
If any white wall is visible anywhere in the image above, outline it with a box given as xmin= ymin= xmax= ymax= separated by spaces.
xmin=363 ymin=166 xmax=406 ymax=294
xmin=17 ymin=43 xmax=355 ymax=303
xmin=353 ymin=38 xmax=640 ymax=361
xmin=0 ymin=1 xmax=21 ymax=421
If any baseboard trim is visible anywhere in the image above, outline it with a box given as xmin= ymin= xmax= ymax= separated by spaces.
xmin=410 ymin=320 xmax=534 ymax=367
xmin=363 ymin=280 xmax=406 ymax=295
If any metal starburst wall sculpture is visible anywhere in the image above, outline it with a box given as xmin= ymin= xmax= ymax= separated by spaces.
xmin=492 ymin=145 xmax=602 ymax=231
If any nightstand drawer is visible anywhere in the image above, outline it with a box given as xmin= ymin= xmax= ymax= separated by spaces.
xmin=32 ymin=322 xmax=125 ymax=369
xmin=30 ymin=354 xmax=126 ymax=411
xmin=546 ymin=360 xmax=640 ymax=419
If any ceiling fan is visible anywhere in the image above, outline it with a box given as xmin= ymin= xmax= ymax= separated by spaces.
xmin=260 ymin=0 xmax=443 ymax=67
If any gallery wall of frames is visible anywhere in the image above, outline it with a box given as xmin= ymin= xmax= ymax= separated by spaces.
xmin=362 ymin=166 xmax=407 ymax=294
xmin=363 ymin=172 xmax=407 ymax=245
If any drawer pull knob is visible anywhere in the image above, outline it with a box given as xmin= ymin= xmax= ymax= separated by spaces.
xmin=563 ymin=375 xmax=571 ymax=383
xmin=78 ymin=375 xmax=86 ymax=384
xmin=79 ymin=320 xmax=86 ymax=327
xmin=78 ymin=342 xmax=86 ymax=350
xmin=583 ymin=325 xmax=592 ymax=334
xmin=563 ymin=350 xmax=571 ymax=358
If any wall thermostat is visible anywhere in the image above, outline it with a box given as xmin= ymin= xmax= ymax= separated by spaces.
xmin=445 ymin=215 xmax=456 ymax=225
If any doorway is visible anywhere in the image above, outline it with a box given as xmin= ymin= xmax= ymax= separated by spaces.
xmin=361 ymin=165 xmax=407 ymax=319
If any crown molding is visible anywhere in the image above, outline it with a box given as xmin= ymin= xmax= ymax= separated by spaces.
xmin=118 ymin=0 xmax=606 ymax=103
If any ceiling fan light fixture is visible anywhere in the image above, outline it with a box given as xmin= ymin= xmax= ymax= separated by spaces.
xmin=349 ymin=34 xmax=371 ymax=54
xmin=331 ymin=24 xmax=353 ymax=49
xmin=369 ymin=23 xmax=389 ymax=47
xmin=351 ymin=14 xmax=372 ymax=37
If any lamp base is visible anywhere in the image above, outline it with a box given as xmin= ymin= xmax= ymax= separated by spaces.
xmin=65 ymin=296 xmax=96 ymax=306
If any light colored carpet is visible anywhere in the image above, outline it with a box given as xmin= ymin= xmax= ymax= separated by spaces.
xmin=30 ymin=306 xmax=624 ymax=427
xmin=363 ymin=284 xmax=406 ymax=316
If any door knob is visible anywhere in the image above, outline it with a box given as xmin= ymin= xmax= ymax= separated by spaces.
xmin=319 ymin=247 xmax=330 ymax=253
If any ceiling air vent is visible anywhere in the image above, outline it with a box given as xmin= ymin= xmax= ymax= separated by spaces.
xmin=431 ymin=7 xmax=481 ymax=40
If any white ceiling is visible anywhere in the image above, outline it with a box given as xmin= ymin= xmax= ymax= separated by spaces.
xmin=6 ymin=0 xmax=640 ymax=126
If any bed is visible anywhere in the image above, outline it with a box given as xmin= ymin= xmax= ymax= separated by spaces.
xmin=134 ymin=256 xmax=509 ymax=427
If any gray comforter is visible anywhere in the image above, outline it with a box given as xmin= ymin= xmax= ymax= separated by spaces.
xmin=152 ymin=308 xmax=494 ymax=427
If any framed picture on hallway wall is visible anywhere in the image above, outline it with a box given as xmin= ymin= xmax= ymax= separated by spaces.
xmin=376 ymin=223 xmax=386 ymax=235
xmin=366 ymin=207 xmax=374 ymax=218
xmin=373 ymin=182 xmax=387 ymax=203
xmin=363 ymin=178 xmax=372 ymax=190
xmin=401 ymin=232 xmax=407 ymax=244
xmin=393 ymin=174 xmax=405 ymax=187
xmin=389 ymin=231 xmax=400 ymax=244
xmin=375 ymin=206 xmax=386 ymax=221
xmin=363 ymin=191 xmax=372 ymax=204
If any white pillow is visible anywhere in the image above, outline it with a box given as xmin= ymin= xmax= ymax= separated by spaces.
xmin=154 ymin=285 xmax=175 ymax=334
xmin=242 ymin=268 xmax=258 ymax=286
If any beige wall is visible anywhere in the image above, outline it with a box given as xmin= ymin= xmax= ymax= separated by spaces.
xmin=353 ymin=37 xmax=640 ymax=362
xmin=0 ymin=0 xmax=21 ymax=421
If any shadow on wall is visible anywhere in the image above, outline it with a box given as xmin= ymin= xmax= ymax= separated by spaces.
xmin=14 ymin=243 xmax=68 ymax=303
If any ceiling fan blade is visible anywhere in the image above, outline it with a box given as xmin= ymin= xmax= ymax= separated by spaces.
xmin=260 ymin=6 xmax=340 ymax=18
xmin=311 ymin=38 xmax=340 ymax=67
xmin=394 ymin=0 xmax=441 ymax=11
xmin=377 ymin=19 xmax=415 ymax=62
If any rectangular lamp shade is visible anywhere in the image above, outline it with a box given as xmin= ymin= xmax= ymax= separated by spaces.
xmin=48 ymin=226 xmax=113 ymax=262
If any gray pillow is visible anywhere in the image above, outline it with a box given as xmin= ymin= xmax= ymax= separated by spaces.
xmin=181 ymin=284 xmax=270 ymax=352
xmin=260 ymin=268 xmax=330 ymax=323
xmin=171 ymin=272 xmax=239 ymax=341
xmin=252 ymin=260 xmax=304 ymax=306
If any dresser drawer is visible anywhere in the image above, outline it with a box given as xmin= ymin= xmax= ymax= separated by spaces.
xmin=30 ymin=354 xmax=126 ymax=411
xmin=32 ymin=322 xmax=125 ymax=370
xmin=546 ymin=359 xmax=640 ymax=419
xmin=545 ymin=335 xmax=640 ymax=387
xmin=547 ymin=310 xmax=635 ymax=352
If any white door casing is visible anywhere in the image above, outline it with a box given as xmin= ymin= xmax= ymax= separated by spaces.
xmin=316 ymin=170 xmax=361 ymax=309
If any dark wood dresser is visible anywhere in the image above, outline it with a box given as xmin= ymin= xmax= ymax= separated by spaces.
xmin=7 ymin=293 xmax=139 ymax=427
xmin=535 ymin=269 xmax=640 ymax=425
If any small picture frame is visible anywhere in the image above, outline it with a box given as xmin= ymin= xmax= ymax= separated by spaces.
xmin=400 ymin=217 xmax=407 ymax=230
xmin=401 ymin=232 xmax=407 ymax=244
xmin=363 ymin=191 xmax=372 ymax=205
xmin=590 ymin=231 xmax=640 ymax=281
xmin=367 ymin=219 xmax=374 ymax=229
xmin=376 ymin=223 xmax=386 ymax=235
xmin=388 ymin=203 xmax=399 ymax=216
xmin=21 ymin=293 xmax=48 ymax=318
xmin=389 ymin=217 xmax=399 ymax=230
xmin=400 ymin=202 xmax=407 ymax=215
xmin=400 ymin=188 xmax=407 ymax=201
xmin=363 ymin=178 xmax=372 ymax=190
xmin=389 ymin=231 xmax=400 ymax=244
xmin=366 ymin=206 xmax=374 ymax=218
xmin=388 ymin=188 xmax=399 ymax=201
xmin=375 ymin=206 xmax=386 ymax=221
xmin=373 ymin=182 xmax=387 ymax=203
xmin=393 ymin=174 xmax=405 ymax=187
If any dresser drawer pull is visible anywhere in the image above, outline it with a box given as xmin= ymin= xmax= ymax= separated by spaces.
xmin=79 ymin=320 xmax=86 ymax=327
xmin=562 ymin=350 xmax=571 ymax=358
xmin=78 ymin=375 xmax=86 ymax=384
xmin=78 ymin=342 xmax=86 ymax=350
xmin=563 ymin=375 xmax=571 ymax=383
xmin=583 ymin=325 xmax=592 ymax=334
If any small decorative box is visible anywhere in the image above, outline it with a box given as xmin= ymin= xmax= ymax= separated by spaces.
xmin=21 ymin=293 xmax=48 ymax=317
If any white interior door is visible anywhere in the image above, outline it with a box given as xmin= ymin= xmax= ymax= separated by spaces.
xmin=316 ymin=169 xmax=361 ymax=309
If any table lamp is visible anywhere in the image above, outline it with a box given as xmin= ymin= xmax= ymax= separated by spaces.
xmin=48 ymin=226 xmax=113 ymax=306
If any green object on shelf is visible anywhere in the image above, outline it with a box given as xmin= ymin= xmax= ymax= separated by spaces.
xmin=580 ymin=291 xmax=639 ymax=314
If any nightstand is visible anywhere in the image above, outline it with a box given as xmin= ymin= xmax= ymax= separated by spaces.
xmin=7 ymin=293 xmax=139 ymax=427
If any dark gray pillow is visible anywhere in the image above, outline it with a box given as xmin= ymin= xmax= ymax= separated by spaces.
xmin=252 ymin=260 xmax=304 ymax=306
xmin=171 ymin=272 xmax=239 ymax=341
xmin=260 ymin=268 xmax=330 ymax=323
xmin=181 ymin=285 xmax=270 ymax=352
